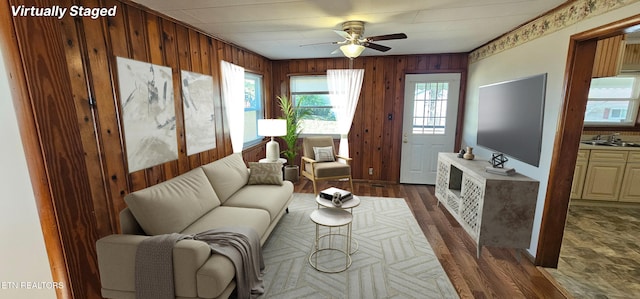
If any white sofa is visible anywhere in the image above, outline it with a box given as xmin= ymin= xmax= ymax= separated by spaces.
xmin=96 ymin=153 xmax=293 ymax=299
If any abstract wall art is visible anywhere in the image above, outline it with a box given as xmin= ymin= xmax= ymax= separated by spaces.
xmin=116 ymin=56 xmax=178 ymax=173
xmin=181 ymin=70 xmax=216 ymax=155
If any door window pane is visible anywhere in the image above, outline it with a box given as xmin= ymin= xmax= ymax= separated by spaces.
xmin=412 ymin=82 xmax=449 ymax=134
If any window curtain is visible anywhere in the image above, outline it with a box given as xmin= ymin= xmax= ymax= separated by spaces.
xmin=327 ymin=69 xmax=364 ymax=158
xmin=220 ymin=60 xmax=245 ymax=153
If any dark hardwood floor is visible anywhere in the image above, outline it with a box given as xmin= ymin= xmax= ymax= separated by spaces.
xmin=293 ymin=178 xmax=569 ymax=299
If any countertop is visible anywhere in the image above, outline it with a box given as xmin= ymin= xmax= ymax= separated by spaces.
xmin=579 ymin=142 xmax=640 ymax=151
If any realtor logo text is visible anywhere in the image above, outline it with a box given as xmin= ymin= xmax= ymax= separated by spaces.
xmin=12 ymin=5 xmax=117 ymax=20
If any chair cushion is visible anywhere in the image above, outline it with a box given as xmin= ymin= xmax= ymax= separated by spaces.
xmin=313 ymin=146 xmax=335 ymax=162
xmin=124 ymin=168 xmax=221 ymax=235
xmin=201 ymin=153 xmax=249 ymax=204
xmin=223 ymin=182 xmax=294 ymax=221
xmin=307 ymin=161 xmax=351 ymax=177
xmin=247 ymin=162 xmax=283 ymax=185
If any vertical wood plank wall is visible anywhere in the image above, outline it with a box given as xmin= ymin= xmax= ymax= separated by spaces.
xmin=4 ymin=0 xmax=468 ymax=297
xmin=5 ymin=0 xmax=271 ymax=297
xmin=272 ymin=54 xmax=468 ymax=182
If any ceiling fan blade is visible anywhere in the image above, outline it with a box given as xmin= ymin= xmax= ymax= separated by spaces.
xmin=330 ymin=48 xmax=342 ymax=55
xmin=364 ymin=42 xmax=391 ymax=52
xmin=366 ymin=33 xmax=407 ymax=42
xmin=333 ymin=29 xmax=353 ymax=40
xmin=300 ymin=41 xmax=340 ymax=47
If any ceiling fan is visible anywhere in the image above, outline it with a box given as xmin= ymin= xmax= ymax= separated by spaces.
xmin=304 ymin=20 xmax=407 ymax=59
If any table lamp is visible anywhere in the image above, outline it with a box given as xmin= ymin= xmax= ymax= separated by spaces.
xmin=258 ymin=119 xmax=286 ymax=162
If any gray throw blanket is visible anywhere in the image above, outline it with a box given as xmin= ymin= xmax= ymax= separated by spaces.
xmin=135 ymin=227 xmax=264 ymax=299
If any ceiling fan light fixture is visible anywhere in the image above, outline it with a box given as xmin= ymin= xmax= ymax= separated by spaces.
xmin=340 ymin=44 xmax=365 ymax=58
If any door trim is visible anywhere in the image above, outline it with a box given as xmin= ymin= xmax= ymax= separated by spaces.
xmin=535 ymin=14 xmax=640 ymax=267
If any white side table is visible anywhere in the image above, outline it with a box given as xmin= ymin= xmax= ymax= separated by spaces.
xmin=316 ymin=194 xmax=360 ymax=211
xmin=258 ymin=158 xmax=287 ymax=164
xmin=316 ymin=195 xmax=360 ymax=253
xmin=309 ymin=208 xmax=353 ymax=273
xmin=258 ymin=158 xmax=286 ymax=180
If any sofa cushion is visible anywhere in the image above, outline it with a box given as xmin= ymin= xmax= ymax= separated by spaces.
xmin=223 ymin=181 xmax=294 ymax=221
xmin=180 ymin=206 xmax=271 ymax=238
xmin=247 ymin=162 xmax=283 ymax=185
xmin=124 ymin=168 xmax=221 ymax=235
xmin=201 ymin=153 xmax=249 ymax=204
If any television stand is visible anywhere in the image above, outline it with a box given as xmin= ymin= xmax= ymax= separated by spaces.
xmin=435 ymin=153 xmax=539 ymax=258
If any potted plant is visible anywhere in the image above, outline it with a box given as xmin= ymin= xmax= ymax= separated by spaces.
xmin=277 ymin=95 xmax=309 ymax=182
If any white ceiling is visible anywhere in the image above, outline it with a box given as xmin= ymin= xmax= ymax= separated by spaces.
xmin=130 ymin=0 xmax=569 ymax=60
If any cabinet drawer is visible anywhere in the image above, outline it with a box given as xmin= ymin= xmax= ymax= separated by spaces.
xmin=576 ymin=149 xmax=590 ymax=162
xmin=589 ymin=150 xmax=628 ymax=162
xmin=627 ymin=151 xmax=640 ymax=163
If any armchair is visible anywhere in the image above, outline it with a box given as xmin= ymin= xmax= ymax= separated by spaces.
xmin=301 ymin=136 xmax=354 ymax=195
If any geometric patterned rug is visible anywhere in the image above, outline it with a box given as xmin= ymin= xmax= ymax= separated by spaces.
xmin=260 ymin=193 xmax=459 ymax=298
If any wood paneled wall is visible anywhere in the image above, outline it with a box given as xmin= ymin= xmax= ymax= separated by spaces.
xmin=272 ymin=54 xmax=468 ymax=182
xmin=5 ymin=0 xmax=468 ymax=297
xmin=5 ymin=0 xmax=272 ymax=297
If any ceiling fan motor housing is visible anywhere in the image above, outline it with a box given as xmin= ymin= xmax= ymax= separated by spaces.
xmin=342 ymin=20 xmax=365 ymax=39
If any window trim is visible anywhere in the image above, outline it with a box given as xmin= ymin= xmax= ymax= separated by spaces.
xmin=243 ymin=72 xmax=264 ymax=148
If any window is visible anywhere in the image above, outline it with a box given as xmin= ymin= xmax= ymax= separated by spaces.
xmin=290 ymin=75 xmax=338 ymax=134
xmin=584 ymin=75 xmax=640 ymax=126
xmin=244 ymin=72 xmax=263 ymax=146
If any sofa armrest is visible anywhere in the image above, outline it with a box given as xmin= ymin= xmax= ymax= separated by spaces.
xmin=96 ymin=234 xmax=211 ymax=298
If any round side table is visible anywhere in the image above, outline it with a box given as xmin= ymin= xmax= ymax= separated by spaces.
xmin=309 ymin=208 xmax=353 ymax=273
xmin=258 ymin=158 xmax=287 ymax=164
xmin=316 ymin=195 xmax=360 ymax=253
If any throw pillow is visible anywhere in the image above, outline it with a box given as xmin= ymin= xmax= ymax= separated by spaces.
xmin=313 ymin=146 xmax=335 ymax=162
xmin=247 ymin=162 xmax=283 ymax=185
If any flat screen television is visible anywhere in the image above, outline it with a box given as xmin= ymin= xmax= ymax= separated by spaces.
xmin=477 ymin=73 xmax=547 ymax=167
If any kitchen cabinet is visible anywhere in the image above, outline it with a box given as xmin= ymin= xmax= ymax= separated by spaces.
xmin=619 ymin=152 xmax=640 ymax=203
xmin=581 ymin=150 xmax=627 ymax=201
xmin=570 ymin=150 xmax=590 ymax=199
xmin=592 ymin=34 xmax=625 ymax=78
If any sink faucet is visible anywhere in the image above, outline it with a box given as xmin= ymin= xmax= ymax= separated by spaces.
xmin=593 ymin=135 xmax=602 ymax=140
xmin=608 ymin=133 xmax=620 ymax=143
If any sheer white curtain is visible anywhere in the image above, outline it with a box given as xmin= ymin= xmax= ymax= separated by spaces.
xmin=327 ymin=69 xmax=364 ymax=158
xmin=220 ymin=60 xmax=245 ymax=153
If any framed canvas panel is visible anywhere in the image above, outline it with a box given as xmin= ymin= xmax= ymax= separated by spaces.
xmin=116 ymin=56 xmax=178 ymax=173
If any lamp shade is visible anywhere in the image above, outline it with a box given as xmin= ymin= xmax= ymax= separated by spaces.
xmin=339 ymin=44 xmax=365 ymax=58
xmin=258 ymin=119 xmax=286 ymax=137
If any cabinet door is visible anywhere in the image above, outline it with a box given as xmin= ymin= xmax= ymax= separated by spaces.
xmin=619 ymin=163 xmax=640 ymax=203
xmin=570 ymin=150 xmax=590 ymax=199
xmin=581 ymin=161 xmax=626 ymax=201
xmin=460 ymin=175 xmax=483 ymax=238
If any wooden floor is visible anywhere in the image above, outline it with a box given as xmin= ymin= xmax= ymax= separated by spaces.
xmin=293 ymin=178 xmax=569 ymax=299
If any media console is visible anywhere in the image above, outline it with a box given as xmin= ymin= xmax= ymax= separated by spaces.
xmin=435 ymin=153 xmax=539 ymax=258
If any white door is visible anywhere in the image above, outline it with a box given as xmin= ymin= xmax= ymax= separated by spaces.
xmin=400 ymin=73 xmax=461 ymax=184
